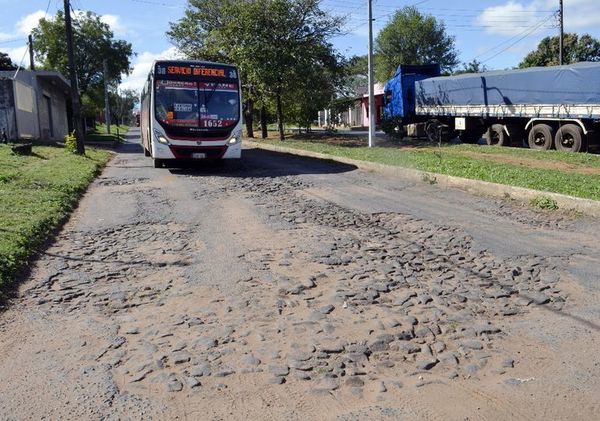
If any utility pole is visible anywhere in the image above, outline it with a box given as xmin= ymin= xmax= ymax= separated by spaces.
xmin=103 ymin=59 xmax=111 ymax=134
xmin=559 ymin=0 xmax=564 ymax=65
xmin=28 ymin=34 xmax=35 ymax=70
xmin=64 ymin=0 xmax=85 ymax=154
xmin=367 ymin=0 xmax=375 ymax=148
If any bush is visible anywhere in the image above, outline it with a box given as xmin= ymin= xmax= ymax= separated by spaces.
xmin=530 ymin=195 xmax=558 ymax=210
xmin=64 ymin=131 xmax=77 ymax=153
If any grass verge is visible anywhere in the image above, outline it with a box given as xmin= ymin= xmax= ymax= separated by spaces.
xmin=257 ymin=135 xmax=600 ymax=201
xmin=85 ymin=123 xmax=130 ymax=143
xmin=0 ymin=144 xmax=111 ymax=298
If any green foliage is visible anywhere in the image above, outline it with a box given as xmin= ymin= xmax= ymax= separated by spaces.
xmin=32 ymin=10 xmax=133 ymax=112
xmin=109 ymin=89 xmax=139 ymax=125
xmin=454 ymin=59 xmax=488 ymax=75
xmin=375 ymin=6 xmax=459 ymax=82
xmin=64 ymin=131 xmax=77 ymax=153
xmin=519 ymin=33 xmax=600 ymax=68
xmin=168 ymin=0 xmax=344 ymax=139
xmin=0 ymin=51 xmax=16 ymax=70
xmin=259 ymin=139 xmax=600 ymax=201
xmin=340 ymin=55 xmax=368 ymax=97
xmin=530 ymin=196 xmax=558 ymax=210
xmin=0 ymin=145 xmax=110 ymax=296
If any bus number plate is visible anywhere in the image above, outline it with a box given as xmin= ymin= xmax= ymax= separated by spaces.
xmin=192 ymin=153 xmax=206 ymax=159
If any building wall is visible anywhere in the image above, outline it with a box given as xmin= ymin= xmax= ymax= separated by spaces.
xmin=0 ymin=79 xmax=17 ymax=140
xmin=37 ymin=78 xmax=69 ymax=141
xmin=0 ymin=71 xmax=70 ymax=141
xmin=13 ymin=79 xmax=39 ymax=139
xmin=360 ymin=94 xmax=384 ymax=128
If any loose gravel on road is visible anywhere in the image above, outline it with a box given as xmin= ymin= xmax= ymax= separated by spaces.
xmin=1 ymin=135 xmax=599 ymax=420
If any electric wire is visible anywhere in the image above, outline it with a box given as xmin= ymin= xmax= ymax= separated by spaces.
xmin=12 ymin=0 xmax=52 ymax=79
xmin=479 ymin=13 xmax=558 ymax=65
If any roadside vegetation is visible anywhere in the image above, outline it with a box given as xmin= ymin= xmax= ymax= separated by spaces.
xmin=85 ymin=123 xmax=130 ymax=143
xmin=0 ymin=145 xmax=111 ymax=298
xmin=258 ymin=135 xmax=600 ymax=201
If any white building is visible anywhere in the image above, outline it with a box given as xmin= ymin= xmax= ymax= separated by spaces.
xmin=0 ymin=70 xmax=71 ymax=142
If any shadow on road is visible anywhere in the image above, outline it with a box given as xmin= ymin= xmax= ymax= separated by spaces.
xmin=168 ymin=148 xmax=358 ymax=178
xmin=116 ymin=141 xmax=144 ymax=154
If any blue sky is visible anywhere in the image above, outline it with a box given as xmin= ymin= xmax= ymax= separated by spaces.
xmin=1 ymin=0 xmax=599 ymax=91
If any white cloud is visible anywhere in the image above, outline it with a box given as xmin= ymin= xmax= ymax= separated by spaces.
xmin=119 ymin=47 xmax=183 ymax=91
xmin=0 ymin=32 xmax=16 ymax=42
xmin=476 ymin=1 xmax=549 ymax=36
xmin=1 ymin=10 xmax=50 ymax=64
xmin=4 ymin=46 xmax=28 ymax=67
xmin=16 ymin=10 xmax=47 ymax=35
xmin=477 ymin=0 xmax=600 ymax=37
xmin=100 ymin=14 xmax=133 ymax=37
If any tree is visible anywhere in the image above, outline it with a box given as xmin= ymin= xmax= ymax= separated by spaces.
xmin=110 ymin=89 xmax=139 ymax=126
xmin=340 ymin=55 xmax=368 ymax=97
xmin=454 ymin=59 xmax=488 ymax=75
xmin=284 ymin=42 xmax=345 ymax=130
xmin=0 ymin=52 xmax=16 ymax=70
xmin=32 ymin=11 xmax=133 ymax=113
xmin=168 ymin=0 xmax=344 ymax=140
xmin=375 ymin=6 xmax=458 ymax=82
xmin=519 ymin=33 xmax=600 ymax=68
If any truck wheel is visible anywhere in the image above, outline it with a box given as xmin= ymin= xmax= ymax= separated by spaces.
xmin=153 ymin=158 xmax=163 ymax=168
xmin=459 ymin=130 xmax=482 ymax=144
xmin=486 ymin=124 xmax=509 ymax=146
xmin=554 ymin=124 xmax=583 ymax=153
xmin=425 ymin=120 xmax=452 ymax=142
xmin=528 ymin=124 xmax=554 ymax=150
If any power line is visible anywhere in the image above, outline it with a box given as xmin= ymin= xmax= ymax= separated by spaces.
xmin=479 ymin=13 xmax=557 ymax=65
xmin=0 ymin=38 xmax=27 ymax=45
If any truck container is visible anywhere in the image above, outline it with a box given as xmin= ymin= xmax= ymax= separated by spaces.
xmin=383 ymin=62 xmax=600 ymax=152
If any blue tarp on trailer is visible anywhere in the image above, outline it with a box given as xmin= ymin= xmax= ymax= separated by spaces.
xmin=416 ymin=62 xmax=600 ymax=107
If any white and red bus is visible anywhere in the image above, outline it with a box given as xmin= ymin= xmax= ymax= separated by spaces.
xmin=140 ymin=60 xmax=242 ymax=167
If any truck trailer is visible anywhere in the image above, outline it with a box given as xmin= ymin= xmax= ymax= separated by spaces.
xmin=382 ymin=62 xmax=600 ymax=152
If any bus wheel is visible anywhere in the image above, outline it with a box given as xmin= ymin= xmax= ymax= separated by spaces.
xmin=528 ymin=124 xmax=554 ymax=150
xmin=554 ymin=124 xmax=583 ymax=153
xmin=153 ymin=158 xmax=164 ymax=168
xmin=486 ymin=124 xmax=509 ymax=146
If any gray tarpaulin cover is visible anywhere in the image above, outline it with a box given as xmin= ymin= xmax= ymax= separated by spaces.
xmin=416 ymin=62 xmax=600 ymax=107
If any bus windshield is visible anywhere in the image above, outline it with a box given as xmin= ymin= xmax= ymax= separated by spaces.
xmin=154 ymin=80 xmax=240 ymax=130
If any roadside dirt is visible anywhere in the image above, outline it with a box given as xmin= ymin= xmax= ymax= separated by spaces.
xmin=0 ymin=135 xmax=599 ymax=420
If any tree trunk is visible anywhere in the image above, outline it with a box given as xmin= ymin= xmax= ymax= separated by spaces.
xmin=245 ymin=97 xmax=254 ymax=138
xmin=260 ymin=105 xmax=268 ymax=139
xmin=276 ymin=92 xmax=284 ymax=141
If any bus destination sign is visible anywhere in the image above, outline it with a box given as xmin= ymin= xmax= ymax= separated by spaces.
xmin=156 ymin=62 xmax=238 ymax=80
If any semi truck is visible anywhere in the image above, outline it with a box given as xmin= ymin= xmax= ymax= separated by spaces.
xmin=382 ymin=62 xmax=600 ymax=152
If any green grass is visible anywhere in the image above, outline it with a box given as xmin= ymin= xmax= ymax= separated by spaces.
xmin=0 ymin=145 xmax=111 ymax=297
xmin=85 ymin=123 xmax=130 ymax=143
xmin=530 ymin=195 xmax=559 ymax=210
xmin=260 ymin=137 xmax=600 ymax=201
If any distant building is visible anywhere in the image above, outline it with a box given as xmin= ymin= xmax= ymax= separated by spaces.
xmin=318 ymin=83 xmax=385 ymax=129
xmin=0 ymin=70 xmax=71 ymax=142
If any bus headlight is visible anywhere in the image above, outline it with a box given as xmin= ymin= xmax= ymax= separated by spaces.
xmin=228 ymin=133 xmax=241 ymax=145
xmin=154 ymin=129 xmax=169 ymax=144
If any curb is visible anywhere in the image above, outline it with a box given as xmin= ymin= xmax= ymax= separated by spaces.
xmin=245 ymin=140 xmax=600 ymax=218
